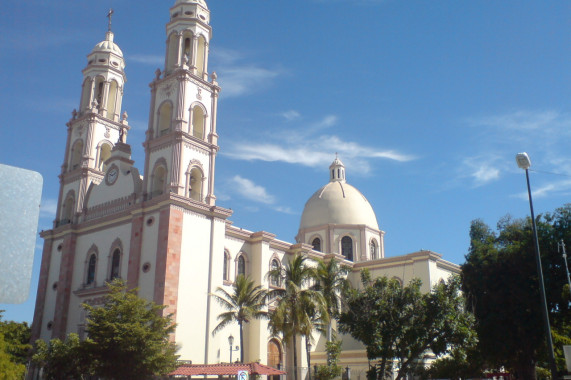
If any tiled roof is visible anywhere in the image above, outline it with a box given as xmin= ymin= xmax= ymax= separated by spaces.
xmin=170 ymin=362 xmax=286 ymax=376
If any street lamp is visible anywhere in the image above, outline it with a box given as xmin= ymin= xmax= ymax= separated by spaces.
xmin=558 ymin=240 xmax=571 ymax=301
xmin=516 ymin=152 xmax=558 ymax=380
xmin=228 ymin=334 xmax=239 ymax=363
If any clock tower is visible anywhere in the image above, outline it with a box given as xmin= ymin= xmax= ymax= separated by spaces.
xmin=55 ymin=19 xmax=128 ymax=228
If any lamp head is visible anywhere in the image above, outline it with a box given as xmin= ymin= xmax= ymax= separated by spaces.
xmin=228 ymin=334 xmax=234 ymax=346
xmin=516 ymin=152 xmax=531 ymax=170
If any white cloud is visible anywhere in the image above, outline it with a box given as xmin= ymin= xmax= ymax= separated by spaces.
xmin=470 ymin=110 xmax=561 ymax=132
xmin=459 ymin=109 xmax=571 ymax=189
xmin=513 ymin=179 xmax=571 ymax=200
xmin=129 ymin=54 xmax=163 ymax=66
xmin=281 ymin=110 xmax=301 ymax=121
xmin=457 ymin=155 xmax=504 ymax=187
xmin=273 ymin=206 xmax=296 ymax=215
xmin=230 ymin=175 xmax=275 ymax=204
xmin=225 ymin=115 xmax=415 ymax=175
xmin=210 ymin=48 xmax=282 ymax=98
xmin=313 ymin=115 xmax=337 ymax=128
xmin=217 ymin=66 xmax=280 ymax=98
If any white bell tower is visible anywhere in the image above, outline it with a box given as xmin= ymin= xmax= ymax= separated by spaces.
xmin=142 ymin=0 xmax=220 ymax=206
xmin=55 ymin=10 xmax=129 ymax=228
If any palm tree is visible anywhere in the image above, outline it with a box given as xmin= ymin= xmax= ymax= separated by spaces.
xmin=313 ymin=258 xmax=349 ymax=343
xmin=268 ymin=255 xmax=327 ymax=380
xmin=211 ymin=274 xmax=268 ymax=363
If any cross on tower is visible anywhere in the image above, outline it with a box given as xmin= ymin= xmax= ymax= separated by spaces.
xmin=107 ymin=9 xmax=114 ymax=32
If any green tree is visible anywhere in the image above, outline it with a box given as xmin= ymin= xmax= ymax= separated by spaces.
xmin=0 ymin=333 xmax=25 ymax=380
xmin=314 ymin=340 xmax=343 ymax=380
xmin=0 ymin=317 xmax=31 ymax=367
xmin=312 ymin=258 xmax=349 ymax=342
xmin=268 ymin=255 xmax=327 ymax=380
xmin=339 ymin=272 xmax=475 ymax=380
xmin=82 ymin=279 xmax=179 ymax=379
xmin=0 ymin=311 xmax=30 ymax=380
xmin=31 ymin=333 xmax=90 ymax=380
xmin=462 ymin=206 xmax=571 ymax=379
xmin=211 ymin=274 xmax=268 ymax=363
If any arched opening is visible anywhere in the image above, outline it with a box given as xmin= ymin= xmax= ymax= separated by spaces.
xmin=267 ymin=339 xmax=282 ymax=380
xmin=191 ymin=105 xmax=205 ymax=139
xmin=196 ymin=36 xmax=206 ymax=76
xmin=237 ymin=255 xmax=246 ymax=277
xmin=110 ymin=248 xmax=121 ymax=280
xmin=86 ymin=254 xmax=97 ymax=285
xmin=80 ymin=78 xmax=92 ymax=112
xmin=166 ymin=33 xmax=179 ymax=73
xmin=152 ymin=165 xmax=167 ymax=197
xmin=94 ymin=77 xmax=105 ymax=109
xmin=107 ymin=80 xmax=118 ymax=119
xmin=189 ymin=167 xmax=203 ymax=201
xmin=70 ymin=140 xmax=83 ymax=171
xmin=270 ymin=259 xmax=280 ymax=287
xmin=311 ymin=237 xmax=321 ymax=252
xmin=61 ymin=193 xmax=75 ymax=225
xmin=183 ymin=31 xmax=193 ymax=64
xmin=341 ymin=236 xmax=353 ymax=261
xmin=157 ymin=102 xmax=173 ymax=136
xmin=223 ymin=251 xmax=230 ymax=281
xmin=98 ymin=143 xmax=112 ymax=172
xmin=370 ymin=239 xmax=378 ymax=260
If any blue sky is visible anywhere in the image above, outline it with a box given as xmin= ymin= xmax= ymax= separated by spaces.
xmin=1 ymin=0 xmax=570 ymax=323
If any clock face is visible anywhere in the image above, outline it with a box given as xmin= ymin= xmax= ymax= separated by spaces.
xmin=107 ymin=167 xmax=118 ymax=185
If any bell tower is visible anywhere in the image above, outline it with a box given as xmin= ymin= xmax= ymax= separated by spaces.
xmin=55 ymin=11 xmax=129 ymax=228
xmin=143 ymin=0 xmax=220 ymax=206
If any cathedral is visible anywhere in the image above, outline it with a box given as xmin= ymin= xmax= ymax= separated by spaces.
xmin=30 ymin=0 xmax=460 ymax=378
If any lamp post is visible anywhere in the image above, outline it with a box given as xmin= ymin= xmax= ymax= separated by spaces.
xmin=228 ymin=334 xmax=240 ymax=363
xmin=558 ymin=240 xmax=571 ymax=301
xmin=516 ymin=152 xmax=558 ymax=380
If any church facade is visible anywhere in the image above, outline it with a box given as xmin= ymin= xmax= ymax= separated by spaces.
xmin=30 ymin=0 xmax=460 ymax=378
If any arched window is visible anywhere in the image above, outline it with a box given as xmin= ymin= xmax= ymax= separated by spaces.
xmin=151 ymin=165 xmax=167 ymax=197
xmin=270 ymin=259 xmax=280 ymax=287
xmin=196 ymin=36 xmax=206 ymax=76
xmin=80 ymin=78 xmax=92 ymax=112
xmin=94 ymin=77 xmax=105 ymax=109
xmin=188 ymin=167 xmax=203 ymax=201
xmin=370 ymin=240 xmax=377 ymax=260
xmin=191 ymin=105 xmax=205 ymax=139
xmin=223 ymin=251 xmax=230 ymax=281
xmin=157 ymin=102 xmax=173 ymax=136
xmin=98 ymin=143 xmax=112 ymax=171
xmin=86 ymin=254 xmax=97 ymax=285
xmin=110 ymin=249 xmax=121 ymax=280
xmin=107 ymin=80 xmax=119 ymax=119
xmin=61 ymin=193 xmax=75 ymax=224
xmin=311 ymin=237 xmax=321 ymax=252
xmin=237 ymin=255 xmax=246 ymax=277
xmin=166 ymin=33 xmax=179 ymax=73
xmin=70 ymin=140 xmax=83 ymax=170
xmin=183 ymin=30 xmax=193 ymax=63
xmin=341 ymin=236 xmax=353 ymax=261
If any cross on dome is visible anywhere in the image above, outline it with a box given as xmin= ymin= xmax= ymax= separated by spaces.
xmin=107 ymin=9 xmax=114 ymax=32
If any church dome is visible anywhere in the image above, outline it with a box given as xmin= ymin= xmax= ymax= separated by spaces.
xmin=174 ymin=0 xmax=208 ymax=9
xmin=92 ymin=32 xmax=123 ymax=57
xmin=299 ymin=158 xmax=379 ymax=231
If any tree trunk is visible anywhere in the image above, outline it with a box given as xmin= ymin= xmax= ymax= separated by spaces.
xmin=293 ymin=332 xmax=298 ymax=380
xmin=306 ymin=337 xmax=311 ymax=380
xmin=239 ymin=320 xmax=244 ymax=363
